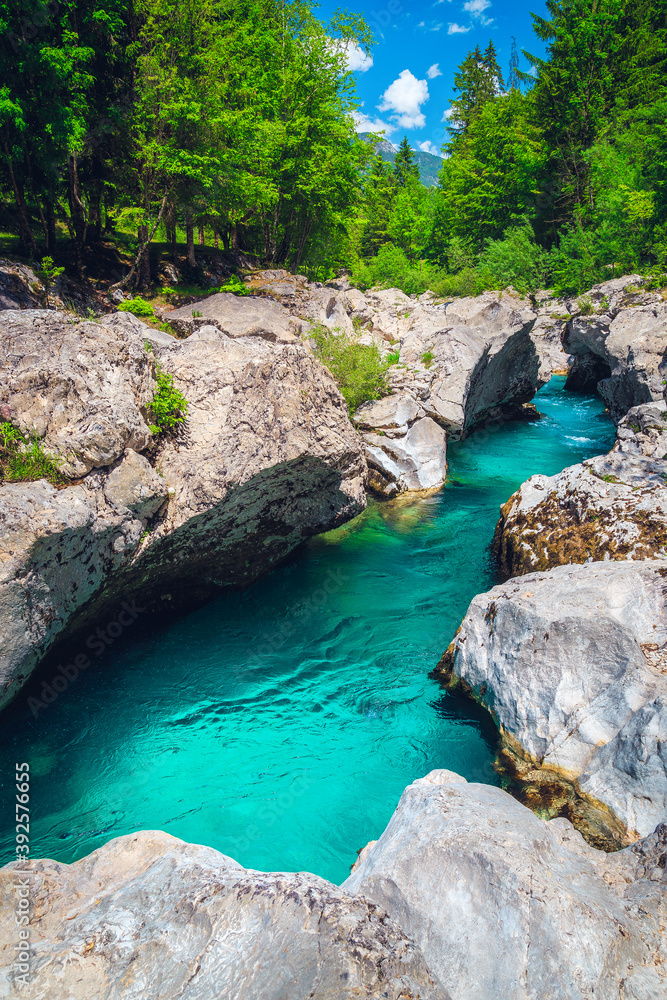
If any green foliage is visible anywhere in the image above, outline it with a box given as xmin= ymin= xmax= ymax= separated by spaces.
xmin=0 ymin=423 xmax=64 ymax=485
xmin=386 ymin=350 xmax=400 ymax=364
xmin=478 ymin=225 xmax=549 ymax=294
xmin=219 ymin=275 xmax=249 ymax=296
xmin=428 ymin=267 xmax=488 ymax=299
xmin=421 ymin=351 xmax=434 ymax=368
xmin=577 ymin=294 xmax=594 ymax=315
xmin=34 ymin=257 xmax=65 ymax=306
xmin=148 ymin=365 xmax=189 ymax=435
xmin=118 ymin=297 xmax=155 ymax=318
xmin=352 ymin=244 xmax=429 ymax=296
xmin=311 ymin=326 xmax=390 ymax=415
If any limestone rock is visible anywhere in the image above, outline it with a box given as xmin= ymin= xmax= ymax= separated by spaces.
xmin=433 ymin=560 xmax=667 ymax=844
xmin=0 ymin=259 xmax=43 ymax=309
xmin=493 ymin=402 xmax=667 ymax=579
xmin=398 ymin=291 xmax=542 ymax=436
xmin=0 ymin=309 xmax=155 ymax=477
xmin=354 ymin=395 xmax=447 ymax=496
xmin=166 ymin=291 xmax=300 ymax=341
xmin=0 ymin=830 xmax=447 ymax=1000
xmin=343 ymin=770 xmax=667 ymax=1000
xmin=0 ymin=320 xmax=367 ymax=709
xmin=563 ymin=279 xmax=667 ymax=421
xmin=104 ymin=449 xmax=169 ymax=518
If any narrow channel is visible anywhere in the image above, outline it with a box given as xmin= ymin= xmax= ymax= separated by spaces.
xmin=0 ymin=378 xmax=616 ymax=884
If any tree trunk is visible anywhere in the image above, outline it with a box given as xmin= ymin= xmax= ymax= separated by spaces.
xmin=88 ymin=180 xmax=102 ymax=243
xmin=185 ymin=211 xmax=196 ymax=268
xmin=213 ymin=226 xmax=219 ymax=249
xmin=198 ymin=224 xmax=204 ymax=246
xmin=137 ymin=224 xmax=151 ymax=289
xmin=4 ymin=144 xmax=37 ymax=255
xmin=66 ymin=153 xmax=87 ymax=273
xmin=231 ymin=224 xmax=238 ymax=250
xmin=170 ymin=224 xmax=178 ymax=265
xmin=45 ymin=199 xmax=56 ymax=253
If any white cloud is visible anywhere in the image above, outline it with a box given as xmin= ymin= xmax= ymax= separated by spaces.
xmin=418 ymin=140 xmax=444 ymax=157
xmin=448 ymin=22 xmax=471 ymax=34
xmin=378 ymin=69 xmax=430 ymax=130
xmin=427 ymin=63 xmax=443 ymax=79
xmin=352 ymin=110 xmax=397 ymax=136
xmin=441 ymin=107 xmax=454 ymax=120
xmin=463 ymin=0 xmax=491 ymax=13
xmin=342 ymin=42 xmax=373 ymax=73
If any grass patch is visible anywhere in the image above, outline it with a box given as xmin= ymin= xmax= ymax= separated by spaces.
xmin=311 ymin=326 xmax=390 ymax=415
xmin=421 ymin=350 xmax=434 ymax=368
xmin=0 ymin=422 xmax=65 ymax=485
xmin=118 ymin=296 xmax=155 ymax=318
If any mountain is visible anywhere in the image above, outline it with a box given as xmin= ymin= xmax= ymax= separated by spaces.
xmin=359 ymin=134 xmax=443 ymax=188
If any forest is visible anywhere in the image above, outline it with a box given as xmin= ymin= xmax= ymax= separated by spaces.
xmin=1 ymin=0 xmax=667 ymax=296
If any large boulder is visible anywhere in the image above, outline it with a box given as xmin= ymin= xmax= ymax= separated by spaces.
xmin=166 ymin=291 xmax=302 ymax=341
xmin=343 ymin=770 xmax=667 ymax=1000
xmin=433 ymin=560 xmax=667 ymax=846
xmin=0 ymin=309 xmax=155 ymax=477
xmin=0 ymin=313 xmax=366 ymax=710
xmin=354 ymin=395 xmax=447 ymax=497
xmin=493 ymin=402 xmax=667 ymax=579
xmin=562 ymin=278 xmax=667 ymax=422
xmin=0 ymin=831 xmax=446 ymax=1000
xmin=397 ymin=291 xmax=542 ymax=436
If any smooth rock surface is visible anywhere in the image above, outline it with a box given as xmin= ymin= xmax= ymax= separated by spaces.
xmin=493 ymin=402 xmax=667 ymax=578
xmin=0 ymin=831 xmax=447 ymax=1000
xmin=343 ymin=770 xmax=667 ymax=1000
xmin=166 ymin=291 xmax=301 ymax=341
xmin=433 ymin=560 xmax=667 ymax=844
xmin=0 ymin=316 xmax=367 ymax=709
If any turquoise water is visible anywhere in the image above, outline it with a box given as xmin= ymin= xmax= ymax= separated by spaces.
xmin=0 ymin=379 xmax=615 ymax=883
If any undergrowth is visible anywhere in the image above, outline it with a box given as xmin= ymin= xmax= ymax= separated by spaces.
xmin=311 ymin=326 xmax=390 ymax=415
xmin=0 ymin=422 xmax=65 ymax=485
xmin=147 ymin=361 xmax=189 ymax=435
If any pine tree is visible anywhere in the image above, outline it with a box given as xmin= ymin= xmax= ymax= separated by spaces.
xmin=446 ymin=41 xmax=502 ymax=151
xmin=393 ymin=137 xmax=420 ymax=187
xmin=508 ymin=36 xmax=521 ymax=90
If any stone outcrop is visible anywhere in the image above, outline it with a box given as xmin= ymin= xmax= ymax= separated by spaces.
xmin=343 ymin=770 xmax=667 ymax=1000
xmin=0 ymin=259 xmax=43 ymax=310
xmin=433 ymin=560 xmax=667 ymax=846
xmin=561 ymin=276 xmax=667 ymax=422
xmin=0 ymin=831 xmax=447 ymax=1000
xmin=0 ymin=311 xmax=366 ymax=709
xmin=172 ymin=279 xmax=547 ymax=498
xmin=493 ymin=402 xmax=667 ymax=579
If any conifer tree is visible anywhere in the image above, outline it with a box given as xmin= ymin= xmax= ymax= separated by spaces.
xmin=393 ymin=137 xmax=420 ymax=187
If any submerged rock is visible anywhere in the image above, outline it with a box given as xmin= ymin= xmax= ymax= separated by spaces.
xmin=0 ymin=312 xmax=366 ymax=709
xmin=433 ymin=560 xmax=667 ymax=845
xmin=493 ymin=402 xmax=667 ymax=578
xmin=343 ymin=770 xmax=667 ymax=1000
xmin=0 ymin=831 xmax=447 ymax=1000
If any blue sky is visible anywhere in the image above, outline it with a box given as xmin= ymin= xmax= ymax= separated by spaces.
xmin=316 ymin=0 xmax=548 ymax=155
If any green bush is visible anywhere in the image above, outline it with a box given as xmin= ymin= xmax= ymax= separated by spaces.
xmin=0 ymin=422 xmax=64 ymax=485
xmin=386 ymin=349 xmax=400 ymax=364
xmin=118 ymin=296 xmax=155 ymax=318
xmin=311 ymin=326 xmax=390 ymax=415
xmin=148 ymin=365 xmax=189 ymax=434
xmin=429 ymin=267 xmax=488 ymax=298
xmin=478 ymin=224 xmax=549 ymax=295
xmin=351 ymin=244 xmax=430 ymax=296
xmin=219 ymin=275 xmax=249 ymax=296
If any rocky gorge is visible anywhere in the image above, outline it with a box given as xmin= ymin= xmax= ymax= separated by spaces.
xmin=0 ymin=268 xmax=666 ymax=999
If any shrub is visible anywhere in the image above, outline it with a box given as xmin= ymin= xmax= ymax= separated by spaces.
xmin=311 ymin=326 xmax=390 ymax=415
xmin=477 ymin=224 xmax=549 ymax=295
xmin=118 ymin=296 xmax=155 ymax=318
xmin=386 ymin=349 xmax=400 ymax=364
xmin=421 ymin=350 xmax=434 ymax=368
xmin=577 ymin=294 xmax=594 ymax=315
xmin=429 ymin=267 xmax=487 ymax=299
xmin=219 ymin=275 xmax=249 ymax=296
xmin=148 ymin=364 xmax=189 ymax=434
xmin=0 ymin=422 xmax=64 ymax=485
xmin=351 ymin=244 xmax=429 ymax=296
